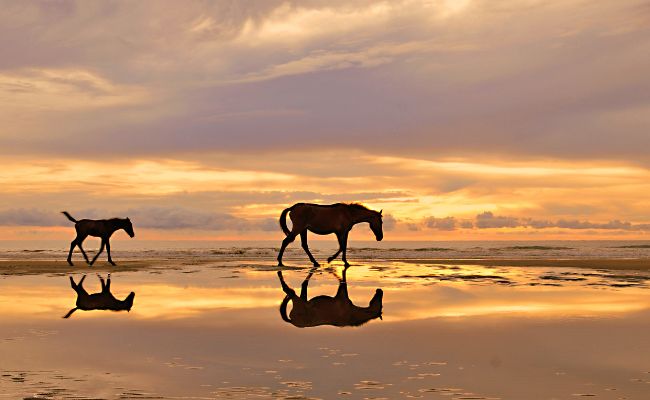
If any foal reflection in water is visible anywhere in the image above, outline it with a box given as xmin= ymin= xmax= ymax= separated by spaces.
xmin=277 ymin=268 xmax=383 ymax=328
xmin=63 ymin=274 xmax=135 ymax=318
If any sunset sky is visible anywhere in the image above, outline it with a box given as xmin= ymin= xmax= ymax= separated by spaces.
xmin=1 ymin=0 xmax=649 ymax=241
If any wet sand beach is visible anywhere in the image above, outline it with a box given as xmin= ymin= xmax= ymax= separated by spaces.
xmin=1 ymin=242 xmax=650 ymax=399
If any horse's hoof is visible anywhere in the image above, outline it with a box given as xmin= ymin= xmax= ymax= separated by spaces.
xmin=327 ymin=257 xmax=334 ymax=263
xmin=67 ymin=261 xmax=73 ymax=266
xmin=109 ymin=261 xmax=116 ymax=266
xmin=277 ymin=262 xmax=285 ymax=267
xmin=313 ymin=262 xmax=320 ymax=267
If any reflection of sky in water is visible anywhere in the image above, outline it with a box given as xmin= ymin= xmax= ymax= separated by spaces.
xmin=1 ymin=260 xmax=650 ymax=399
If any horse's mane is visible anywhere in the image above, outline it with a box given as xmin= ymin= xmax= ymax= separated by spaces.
xmin=345 ymin=203 xmax=371 ymax=211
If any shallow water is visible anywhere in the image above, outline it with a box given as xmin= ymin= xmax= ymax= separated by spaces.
xmin=1 ymin=252 xmax=650 ymax=399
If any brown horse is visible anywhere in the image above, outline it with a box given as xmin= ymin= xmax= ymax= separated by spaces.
xmin=62 ymin=211 xmax=135 ymax=266
xmin=277 ymin=203 xmax=383 ymax=267
xmin=63 ymin=274 xmax=135 ymax=318
xmin=277 ymin=268 xmax=383 ymax=328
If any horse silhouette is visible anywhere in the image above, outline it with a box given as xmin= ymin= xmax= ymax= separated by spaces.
xmin=277 ymin=268 xmax=383 ymax=328
xmin=62 ymin=211 xmax=135 ymax=266
xmin=63 ymin=274 xmax=135 ymax=318
xmin=277 ymin=203 xmax=383 ymax=267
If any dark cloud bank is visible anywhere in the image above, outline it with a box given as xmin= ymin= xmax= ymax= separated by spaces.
xmin=1 ymin=208 xmax=648 ymax=233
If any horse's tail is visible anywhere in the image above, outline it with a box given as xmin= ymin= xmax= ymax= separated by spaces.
xmin=62 ymin=307 xmax=78 ymax=319
xmin=279 ymin=205 xmax=295 ymax=236
xmin=279 ymin=295 xmax=292 ymax=323
xmin=61 ymin=211 xmax=77 ymax=223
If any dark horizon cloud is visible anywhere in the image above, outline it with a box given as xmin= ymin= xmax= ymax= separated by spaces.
xmin=1 ymin=207 xmax=648 ymax=233
xmin=0 ymin=207 xmax=276 ymax=232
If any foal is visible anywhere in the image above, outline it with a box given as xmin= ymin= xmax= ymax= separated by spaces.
xmin=63 ymin=274 xmax=135 ymax=318
xmin=62 ymin=211 xmax=135 ymax=266
xmin=277 ymin=203 xmax=383 ymax=267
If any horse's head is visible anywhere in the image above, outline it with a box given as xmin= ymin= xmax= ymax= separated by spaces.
xmin=123 ymin=218 xmax=135 ymax=238
xmin=369 ymin=210 xmax=383 ymax=241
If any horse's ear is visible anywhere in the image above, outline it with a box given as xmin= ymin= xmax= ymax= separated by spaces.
xmin=380 ymin=209 xmax=383 ymax=216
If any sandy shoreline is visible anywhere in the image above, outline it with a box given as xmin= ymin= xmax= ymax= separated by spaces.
xmin=2 ymin=256 xmax=650 ymax=276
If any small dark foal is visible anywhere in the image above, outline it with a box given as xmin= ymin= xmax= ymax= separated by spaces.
xmin=62 ymin=211 xmax=135 ymax=266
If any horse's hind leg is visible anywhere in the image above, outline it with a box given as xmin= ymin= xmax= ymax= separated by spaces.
xmin=277 ymin=233 xmax=297 ymax=266
xmin=277 ymin=271 xmax=296 ymax=296
xmin=300 ymin=231 xmax=319 ymax=267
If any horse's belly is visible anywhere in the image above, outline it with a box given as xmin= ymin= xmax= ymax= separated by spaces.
xmin=308 ymin=227 xmax=336 ymax=235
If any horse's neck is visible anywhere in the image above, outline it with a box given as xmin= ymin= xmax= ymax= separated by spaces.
xmin=350 ymin=209 xmax=373 ymax=224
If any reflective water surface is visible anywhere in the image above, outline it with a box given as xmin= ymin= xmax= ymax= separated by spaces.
xmin=1 ymin=254 xmax=650 ymax=399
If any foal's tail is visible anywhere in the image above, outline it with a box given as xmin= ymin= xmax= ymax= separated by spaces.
xmin=279 ymin=205 xmax=295 ymax=236
xmin=61 ymin=211 xmax=77 ymax=223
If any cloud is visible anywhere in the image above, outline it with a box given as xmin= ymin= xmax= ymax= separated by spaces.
xmin=474 ymin=212 xmax=650 ymax=232
xmin=424 ymin=216 xmax=457 ymax=231
xmin=0 ymin=207 xmax=278 ymax=232
xmin=0 ymin=0 xmax=648 ymax=164
xmin=0 ymin=208 xmax=66 ymax=227
xmin=475 ymin=211 xmax=520 ymax=229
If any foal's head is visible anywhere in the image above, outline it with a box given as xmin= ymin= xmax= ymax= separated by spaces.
xmin=121 ymin=218 xmax=135 ymax=238
xmin=369 ymin=210 xmax=383 ymax=241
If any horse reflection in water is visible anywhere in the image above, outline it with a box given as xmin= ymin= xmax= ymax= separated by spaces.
xmin=277 ymin=268 xmax=383 ymax=328
xmin=63 ymin=274 xmax=135 ymax=318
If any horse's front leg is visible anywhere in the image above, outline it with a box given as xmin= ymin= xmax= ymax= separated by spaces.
xmin=105 ymin=240 xmax=116 ymax=266
xmin=341 ymin=231 xmax=350 ymax=267
xmin=300 ymin=231 xmax=319 ymax=267
xmin=90 ymin=239 xmax=106 ymax=266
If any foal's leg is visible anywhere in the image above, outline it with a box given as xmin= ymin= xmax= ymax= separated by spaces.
xmin=67 ymin=234 xmax=85 ymax=266
xmin=300 ymin=231 xmax=319 ymax=267
xmin=90 ymin=239 xmax=106 ymax=266
xmin=105 ymin=240 xmax=116 ymax=266
xmin=77 ymin=240 xmax=90 ymax=264
xmin=277 ymin=232 xmax=297 ymax=266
